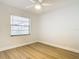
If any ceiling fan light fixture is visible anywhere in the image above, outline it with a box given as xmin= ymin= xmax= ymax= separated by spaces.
xmin=35 ymin=4 xmax=42 ymax=10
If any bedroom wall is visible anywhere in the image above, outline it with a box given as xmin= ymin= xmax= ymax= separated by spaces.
xmin=39 ymin=1 xmax=79 ymax=52
xmin=0 ymin=3 xmax=38 ymax=51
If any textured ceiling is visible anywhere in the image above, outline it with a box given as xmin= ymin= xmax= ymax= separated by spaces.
xmin=0 ymin=0 xmax=77 ymax=14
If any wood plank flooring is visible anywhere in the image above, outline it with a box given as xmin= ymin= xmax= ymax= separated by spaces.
xmin=0 ymin=42 xmax=79 ymax=59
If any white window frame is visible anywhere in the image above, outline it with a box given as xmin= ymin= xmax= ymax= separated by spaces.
xmin=11 ymin=15 xmax=31 ymax=36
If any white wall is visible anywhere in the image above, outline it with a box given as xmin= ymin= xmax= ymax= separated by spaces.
xmin=0 ymin=3 xmax=38 ymax=51
xmin=39 ymin=2 xmax=79 ymax=52
xmin=0 ymin=0 xmax=79 ymax=53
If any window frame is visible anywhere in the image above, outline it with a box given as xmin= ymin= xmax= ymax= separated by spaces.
xmin=10 ymin=15 xmax=31 ymax=36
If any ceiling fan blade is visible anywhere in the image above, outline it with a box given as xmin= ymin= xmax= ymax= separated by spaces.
xmin=30 ymin=0 xmax=36 ymax=3
xmin=26 ymin=5 xmax=34 ymax=8
xmin=42 ymin=3 xmax=53 ymax=6
xmin=38 ymin=0 xmax=43 ymax=3
xmin=30 ymin=0 xmax=43 ymax=3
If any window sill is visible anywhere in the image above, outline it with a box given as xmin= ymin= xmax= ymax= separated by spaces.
xmin=11 ymin=34 xmax=30 ymax=37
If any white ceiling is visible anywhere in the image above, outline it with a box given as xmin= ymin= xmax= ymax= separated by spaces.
xmin=0 ymin=0 xmax=77 ymax=14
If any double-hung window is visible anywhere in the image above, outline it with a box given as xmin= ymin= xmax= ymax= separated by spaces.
xmin=11 ymin=15 xmax=30 ymax=36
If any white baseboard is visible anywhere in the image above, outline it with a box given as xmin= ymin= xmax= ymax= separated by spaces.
xmin=1 ymin=40 xmax=79 ymax=53
xmin=0 ymin=41 xmax=37 ymax=52
xmin=38 ymin=41 xmax=79 ymax=53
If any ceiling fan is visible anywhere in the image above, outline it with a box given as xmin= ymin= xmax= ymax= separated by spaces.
xmin=26 ymin=0 xmax=52 ymax=10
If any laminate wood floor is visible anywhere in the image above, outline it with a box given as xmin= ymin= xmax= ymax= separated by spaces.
xmin=0 ymin=42 xmax=79 ymax=59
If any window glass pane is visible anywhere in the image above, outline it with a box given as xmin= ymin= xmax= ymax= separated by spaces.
xmin=11 ymin=15 xmax=30 ymax=36
xmin=11 ymin=26 xmax=18 ymax=30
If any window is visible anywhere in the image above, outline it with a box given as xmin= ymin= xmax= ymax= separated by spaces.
xmin=11 ymin=15 xmax=30 ymax=36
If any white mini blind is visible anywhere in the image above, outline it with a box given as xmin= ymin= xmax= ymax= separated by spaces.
xmin=11 ymin=15 xmax=30 ymax=36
